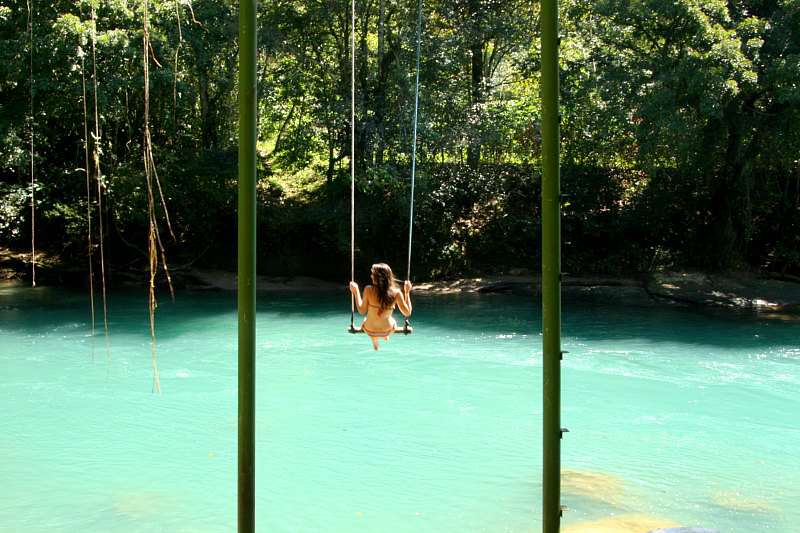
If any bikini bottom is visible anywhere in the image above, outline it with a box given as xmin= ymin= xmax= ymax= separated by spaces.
xmin=361 ymin=317 xmax=397 ymax=337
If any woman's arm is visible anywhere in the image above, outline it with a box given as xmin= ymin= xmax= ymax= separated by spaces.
xmin=349 ymin=282 xmax=369 ymax=315
xmin=395 ymin=280 xmax=413 ymax=317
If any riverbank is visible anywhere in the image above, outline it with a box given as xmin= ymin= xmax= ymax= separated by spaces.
xmin=136 ymin=267 xmax=800 ymax=318
xmin=417 ymin=272 xmax=800 ymax=319
xmin=3 ymin=248 xmax=799 ymax=318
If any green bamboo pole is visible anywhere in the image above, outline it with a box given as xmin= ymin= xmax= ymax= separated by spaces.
xmin=237 ymin=0 xmax=257 ymax=530
xmin=540 ymin=0 xmax=561 ymax=530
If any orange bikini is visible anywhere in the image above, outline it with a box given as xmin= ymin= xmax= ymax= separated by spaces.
xmin=361 ymin=303 xmax=397 ymax=337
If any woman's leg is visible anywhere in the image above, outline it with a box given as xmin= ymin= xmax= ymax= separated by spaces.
xmin=384 ymin=318 xmax=396 ymax=342
xmin=371 ymin=336 xmax=380 ymax=350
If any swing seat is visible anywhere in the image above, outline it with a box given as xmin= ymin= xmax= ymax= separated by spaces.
xmin=348 ymin=324 xmax=413 ymax=335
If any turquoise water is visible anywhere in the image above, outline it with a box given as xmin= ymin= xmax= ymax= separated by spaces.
xmin=1 ymin=286 xmax=798 ymax=533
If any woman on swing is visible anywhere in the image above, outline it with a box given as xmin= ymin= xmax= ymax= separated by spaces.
xmin=349 ymin=263 xmax=413 ymax=351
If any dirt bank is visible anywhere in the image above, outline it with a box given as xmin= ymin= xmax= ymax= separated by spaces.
xmin=3 ymin=247 xmax=799 ymax=317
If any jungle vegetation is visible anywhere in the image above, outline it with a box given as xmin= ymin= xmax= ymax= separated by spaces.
xmin=1 ymin=0 xmax=799 ymax=281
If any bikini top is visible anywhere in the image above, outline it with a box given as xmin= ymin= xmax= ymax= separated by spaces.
xmin=366 ymin=287 xmax=399 ymax=314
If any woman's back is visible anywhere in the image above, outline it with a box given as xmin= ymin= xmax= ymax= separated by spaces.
xmin=363 ymin=285 xmax=398 ymax=328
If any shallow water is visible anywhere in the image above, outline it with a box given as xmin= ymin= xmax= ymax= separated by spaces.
xmin=1 ymin=286 xmax=798 ymax=532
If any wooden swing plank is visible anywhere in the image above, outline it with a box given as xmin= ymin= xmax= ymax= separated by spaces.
xmin=348 ymin=325 xmax=413 ymax=335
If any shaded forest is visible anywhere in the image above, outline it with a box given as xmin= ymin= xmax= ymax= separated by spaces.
xmin=1 ymin=0 xmax=799 ymax=282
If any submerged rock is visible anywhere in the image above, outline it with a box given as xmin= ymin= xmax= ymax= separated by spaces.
xmin=563 ymin=513 xmax=677 ymax=533
xmin=710 ymin=490 xmax=777 ymax=513
xmin=650 ymin=527 xmax=720 ymax=533
xmin=561 ymin=468 xmax=626 ymax=507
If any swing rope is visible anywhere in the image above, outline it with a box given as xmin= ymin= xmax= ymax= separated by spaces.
xmin=349 ymin=0 xmax=422 ymax=334
xmin=27 ymin=0 xmax=36 ymax=288
xmin=404 ymin=0 xmax=423 ymax=331
xmin=350 ymin=0 xmax=356 ymax=332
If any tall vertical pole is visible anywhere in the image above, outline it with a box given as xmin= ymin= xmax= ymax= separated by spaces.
xmin=540 ymin=0 xmax=561 ymax=530
xmin=237 ymin=0 xmax=257 ymax=530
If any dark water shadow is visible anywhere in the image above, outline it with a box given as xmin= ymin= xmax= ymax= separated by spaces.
xmin=1 ymin=287 xmax=798 ymax=350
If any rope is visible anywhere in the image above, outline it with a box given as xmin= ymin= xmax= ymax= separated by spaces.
xmin=404 ymin=0 xmax=423 ymax=330
xmin=347 ymin=0 xmax=422 ymax=332
xmin=407 ymin=0 xmax=423 ymax=282
xmin=28 ymin=0 xmax=35 ymax=288
xmin=350 ymin=0 xmax=356 ymax=331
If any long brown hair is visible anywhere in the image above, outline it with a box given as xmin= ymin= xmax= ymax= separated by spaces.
xmin=370 ymin=263 xmax=398 ymax=310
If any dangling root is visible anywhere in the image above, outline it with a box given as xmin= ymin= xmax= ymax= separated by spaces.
xmin=147 ymin=211 xmax=162 ymax=394
xmin=78 ymin=4 xmax=96 ymax=350
xmin=173 ymin=0 xmax=183 ymax=128
xmin=27 ymin=0 xmax=36 ymax=288
xmin=90 ymin=2 xmax=111 ymax=359
xmin=143 ymin=0 xmax=175 ymax=393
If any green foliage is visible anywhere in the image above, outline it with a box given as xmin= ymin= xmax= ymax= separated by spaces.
xmin=0 ymin=0 xmax=798 ymax=277
xmin=0 ymin=183 xmax=29 ymax=242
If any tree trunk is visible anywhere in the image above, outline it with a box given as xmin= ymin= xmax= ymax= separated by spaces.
xmin=466 ymin=0 xmax=483 ymax=169
xmin=467 ymin=40 xmax=484 ymax=168
xmin=357 ymin=1 xmax=371 ymax=169
xmin=342 ymin=7 xmax=351 ymax=165
xmin=327 ymin=128 xmax=335 ymax=185
xmin=708 ymin=100 xmax=753 ymax=269
xmin=199 ymin=71 xmax=212 ymax=149
xmin=267 ymin=103 xmax=296 ymax=159
xmin=375 ymin=0 xmax=385 ymax=165
xmin=378 ymin=0 xmax=385 ymax=62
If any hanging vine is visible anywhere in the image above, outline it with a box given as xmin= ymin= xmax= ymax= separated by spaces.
xmin=90 ymin=1 xmax=111 ymax=355
xmin=143 ymin=0 xmax=176 ymax=394
xmin=79 ymin=3 xmax=96 ymax=342
xmin=173 ymin=0 xmax=183 ymax=127
xmin=27 ymin=0 xmax=36 ymax=287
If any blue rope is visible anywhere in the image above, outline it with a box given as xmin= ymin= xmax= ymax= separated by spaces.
xmin=405 ymin=0 xmax=423 ymax=332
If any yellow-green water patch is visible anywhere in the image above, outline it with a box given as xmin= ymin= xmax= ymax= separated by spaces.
xmin=710 ymin=490 xmax=778 ymax=513
xmin=563 ymin=513 xmax=677 ymax=533
xmin=562 ymin=468 xmax=627 ymax=507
